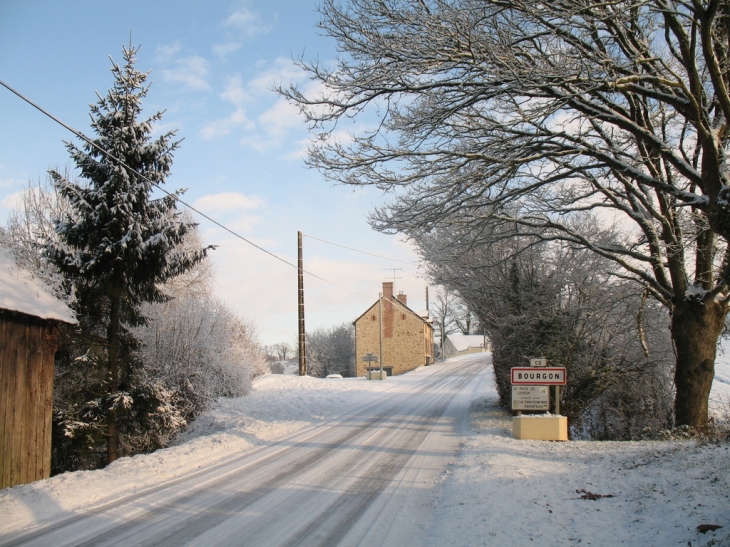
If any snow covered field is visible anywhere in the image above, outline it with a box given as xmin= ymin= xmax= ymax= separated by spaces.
xmin=1 ymin=353 xmax=729 ymax=546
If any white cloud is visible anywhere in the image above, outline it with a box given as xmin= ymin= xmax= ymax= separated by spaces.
xmin=240 ymin=98 xmax=304 ymax=151
xmin=213 ymin=42 xmax=242 ymax=58
xmin=224 ymin=6 xmax=272 ymax=37
xmin=247 ymin=57 xmax=307 ymax=94
xmin=193 ymin=192 xmax=266 ymax=212
xmin=282 ymin=138 xmax=310 ymax=161
xmin=204 ymin=58 xmax=314 ymax=152
xmin=155 ymin=42 xmax=182 ymax=63
xmin=0 ymin=190 xmax=22 ymax=209
xmin=221 ymin=75 xmax=250 ymax=107
xmin=200 ymin=108 xmax=253 ymax=140
xmin=162 ymin=56 xmax=211 ymax=91
xmin=0 ymin=176 xmax=19 ymax=189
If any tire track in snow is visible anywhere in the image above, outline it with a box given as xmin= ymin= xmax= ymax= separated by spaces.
xmin=2 ymin=358 xmax=488 ymax=547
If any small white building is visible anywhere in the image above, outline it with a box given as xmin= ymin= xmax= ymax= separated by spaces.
xmin=442 ymin=333 xmax=489 ymax=359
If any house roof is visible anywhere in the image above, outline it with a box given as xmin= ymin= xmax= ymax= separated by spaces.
xmin=353 ymin=295 xmax=432 ymax=326
xmin=446 ymin=334 xmax=485 ymax=352
xmin=0 ymin=248 xmax=76 ymax=323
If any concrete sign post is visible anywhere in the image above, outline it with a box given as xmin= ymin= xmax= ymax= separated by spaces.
xmin=362 ymin=353 xmax=386 ymax=380
xmin=511 ymin=363 xmax=568 ymax=441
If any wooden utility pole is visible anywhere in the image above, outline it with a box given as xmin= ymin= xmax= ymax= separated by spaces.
xmin=298 ymin=231 xmax=306 ymax=376
xmin=379 ymin=292 xmax=384 ymax=375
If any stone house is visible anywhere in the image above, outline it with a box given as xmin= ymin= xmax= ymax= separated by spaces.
xmin=353 ymin=282 xmax=434 ymax=377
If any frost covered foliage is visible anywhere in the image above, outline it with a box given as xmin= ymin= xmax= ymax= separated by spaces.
xmin=305 ymin=323 xmax=355 ymax=377
xmin=49 ymin=231 xmax=265 ymax=473
xmin=413 ymin=222 xmax=675 ymax=440
xmin=52 ymin=345 xmax=186 ymax=472
xmin=47 ymin=44 xmax=209 ymax=465
xmin=283 ymin=0 xmax=730 ymax=428
xmin=0 ymin=176 xmax=71 ymax=298
xmin=135 ymin=291 xmax=266 ymax=424
xmin=1 ymin=177 xmax=266 ymax=471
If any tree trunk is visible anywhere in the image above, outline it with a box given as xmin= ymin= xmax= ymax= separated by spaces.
xmin=106 ymin=294 xmax=120 ymax=465
xmin=671 ymin=297 xmax=726 ymax=427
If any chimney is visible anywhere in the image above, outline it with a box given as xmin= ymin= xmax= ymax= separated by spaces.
xmin=397 ymin=291 xmax=407 ymax=306
xmin=382 ymin=281 xmax=394 ymax=300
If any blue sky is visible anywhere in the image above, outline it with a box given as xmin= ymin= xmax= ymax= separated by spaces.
xmin=0 ymin=0 xmax=427 ymax=345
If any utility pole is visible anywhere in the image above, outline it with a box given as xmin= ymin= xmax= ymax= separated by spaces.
xmin=379 ymin=292 xmax=384 ymax=376
xmin=298 ymin=231 xmax=306 ymax=376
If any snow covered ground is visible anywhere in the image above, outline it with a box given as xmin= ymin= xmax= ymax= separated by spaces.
xmin=1 ymin=353 xmax=729 ymax=546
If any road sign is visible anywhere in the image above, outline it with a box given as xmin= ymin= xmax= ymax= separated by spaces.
xmin=512 ymin=385 xmax=550 ymax=411
xmin=511 ymin=367 xmax=567 ymax=385
xmin=361 ymin=353 xmax=379 ymax=363
xmin=530 ymin=358 xmax=547 ymax=367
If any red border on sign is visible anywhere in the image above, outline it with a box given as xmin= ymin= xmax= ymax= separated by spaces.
xmin=511 ymin=367 xmax=567 ymax=385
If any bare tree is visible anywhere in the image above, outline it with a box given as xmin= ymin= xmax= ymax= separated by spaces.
xmin=0 ymin=174 xmax=71 ymax=294
xmin=282 ymin=0 xmax=730 ymax=427
xmin=430 ymin=288 xmax=461 ymax=359
xmin=414 ymin=221 xmax=675 ymax=439
xmin=305 ymin=323 xmax=355 ymax=377
xmin=273 ymin=342 xmax=293 ymax=361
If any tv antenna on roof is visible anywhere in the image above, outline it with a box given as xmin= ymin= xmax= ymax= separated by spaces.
xmin=383 ymin=268 xmax=403 ymax=286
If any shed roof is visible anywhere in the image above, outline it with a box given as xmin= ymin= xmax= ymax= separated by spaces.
xmin=0 ymin=249 xmax=76 ymax=323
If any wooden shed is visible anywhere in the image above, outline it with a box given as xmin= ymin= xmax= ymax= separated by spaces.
xmin=0 ymin=249 xmax=75 ymax=490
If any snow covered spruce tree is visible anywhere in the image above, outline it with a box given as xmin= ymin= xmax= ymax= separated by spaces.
xmin=283 ymin=0 xmax=730 ymax=428
xmin=48 ymin=44 xmax=209 ymax=464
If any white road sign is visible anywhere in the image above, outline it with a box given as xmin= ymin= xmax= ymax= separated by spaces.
xmin=512 ymin=385 xmax=550 ymax=411
xmin=511 ymin=367 xmax=567 ymax=385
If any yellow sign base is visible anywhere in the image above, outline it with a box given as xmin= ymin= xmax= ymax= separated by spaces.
xmin=513 ymin=415 xmax=568 ymax=441
xmin=367 ymin=370 xmax=387 ymax=380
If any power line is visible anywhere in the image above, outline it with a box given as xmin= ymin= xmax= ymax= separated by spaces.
xmin=0 ymin=79 xmax=416 ymax=299
xmin=0 ymin=78 xmax=338 ymax=286
xmin=303 ymin=233 xmax=419 ymax=265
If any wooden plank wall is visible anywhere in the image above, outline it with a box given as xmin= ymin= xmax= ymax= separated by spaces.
xmin=0 ymin=312 xmax=58 ymax=490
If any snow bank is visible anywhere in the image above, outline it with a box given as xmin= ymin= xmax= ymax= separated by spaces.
xmin=0 ymin=372 xmax=398 ymax=536
xmin=1 ymin=355 xmax=729 ymax=545
xmin=429 ymin=393 xmax=730 ymax=546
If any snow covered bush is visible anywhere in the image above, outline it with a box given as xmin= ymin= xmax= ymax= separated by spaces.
xmin=305 ymin=323 xmax=355 ymax=377
xmin=413 ymin=219 xmax=675 ymax=440
xmin=0 ymin=175 xmax=70 ymax=297
xmin=135 ymin=291 xmax=266 ymax=422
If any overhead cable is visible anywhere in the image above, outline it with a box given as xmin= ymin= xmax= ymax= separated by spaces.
xmin=0 ymin=78 xmax=337 ymax=286
xmin=303 ymin=233 xmax=419 ymax=265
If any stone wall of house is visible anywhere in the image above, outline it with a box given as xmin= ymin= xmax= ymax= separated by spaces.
xmin=354 ymin=284 xmax=434 ymax=376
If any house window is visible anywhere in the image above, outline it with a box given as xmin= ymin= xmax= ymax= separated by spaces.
xmin=401 ymin=314 xmax=406 ymax=320
xmin=371 ymin=315 xmax=376 ymax=321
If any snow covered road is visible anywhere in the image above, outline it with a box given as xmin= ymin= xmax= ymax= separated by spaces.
xmin=0 ymin=356 xmax=492 ymax=547
xmin=3 ymin=352 xmax=729 ymax=546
